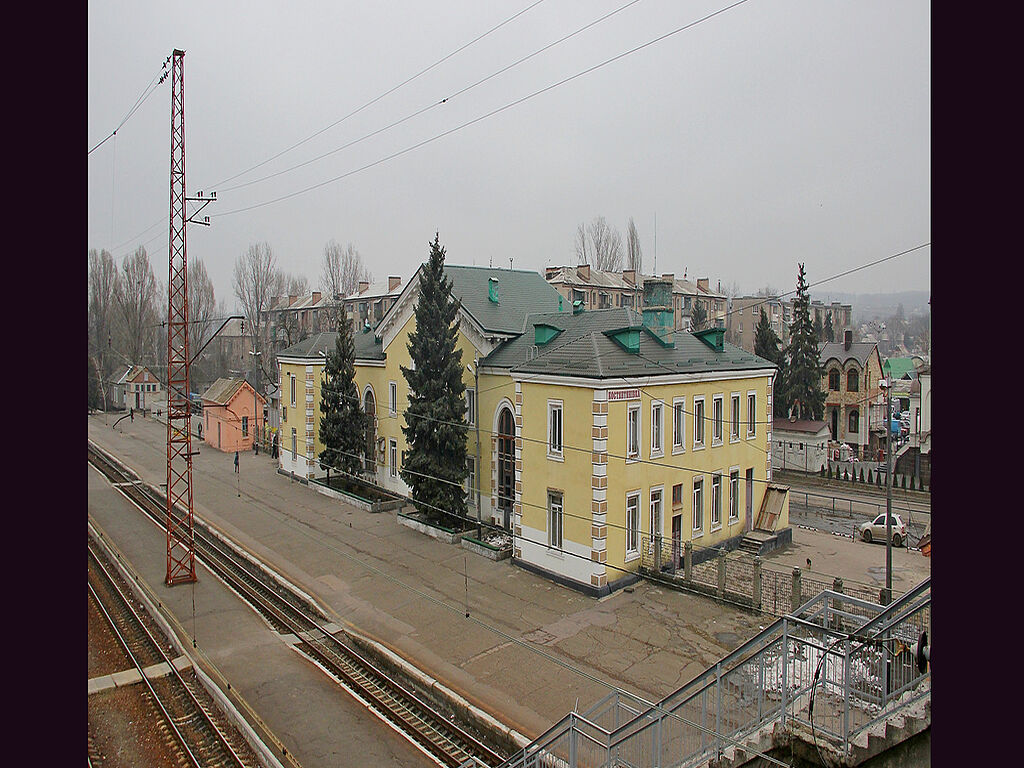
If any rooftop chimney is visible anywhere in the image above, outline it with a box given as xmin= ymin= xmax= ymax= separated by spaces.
xmin=662 ymin=273 xmax=674 ymax=282
xmin=288 ymin=295 xmax=298 ymax=306
xmin=844 ymin=329 xmax=853 ymax=351
xmin=641 ymin=277 xmax=674 ymax=346
xmin=622 ymin=269 xmax=636 ymax=285
xmin=311 ymin=291 xmax=322 ymax=303
xmin=388 ymin=276 xmax=401 ymax=292
xmin=697 ymin=278 xmax=709 ymax=292
xmin=545 ymin=266 xmax=560 ymax=280
xmin=576 ymin=264 xmax=591 ymax=281
xmin=358 ymin=281 xmax=370 ymax=294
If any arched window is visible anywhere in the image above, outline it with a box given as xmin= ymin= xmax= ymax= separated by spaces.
xmin=848 ymin=409 xmax=859 ymax=434
xmin=847 ymin=369 xmax=859 ymax=392
xmin=828 ymin=369 xmax=840 ymax=391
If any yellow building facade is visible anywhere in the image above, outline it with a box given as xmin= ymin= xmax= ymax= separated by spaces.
xmin=277 ymin=266 xmax=787 ymax=595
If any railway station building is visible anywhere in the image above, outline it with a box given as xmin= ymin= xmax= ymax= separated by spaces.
xmin=200 ymin=377 xmax=266 ymax=453
xmin=277 ymin=265 xmax=788 ymax=595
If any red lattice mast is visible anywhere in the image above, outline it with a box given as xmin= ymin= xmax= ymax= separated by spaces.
xmin=165 ymin=49 xmax=196 ymax=585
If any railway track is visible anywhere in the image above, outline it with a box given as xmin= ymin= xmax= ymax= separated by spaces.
xmin=88 ymin=535 xmax=259 ymax=768
xmin=89 ymin=440 xmax=507 ymax=768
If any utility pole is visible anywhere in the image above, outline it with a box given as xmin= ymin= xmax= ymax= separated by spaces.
xmin=165 ymin=48 xmax=216 ymax=586
xmin=883 ymin=378 xmax=893 ymax=603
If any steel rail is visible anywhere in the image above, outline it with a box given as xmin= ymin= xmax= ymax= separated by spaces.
xmin=89 ymin=441 xmax=506 ymax=768
xmin=89 ymin=540 xmax=252 ymax=768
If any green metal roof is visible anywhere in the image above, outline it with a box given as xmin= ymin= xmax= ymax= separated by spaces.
xmin=882 ymin=357 xmax=919 ymax=380
xmin=483 ymin=307 xmax=776 ymax=379
xmin=442 ymin=265 xmax=566 ymax=334
xmin=277 ymin=328 xmax=384 ymax=362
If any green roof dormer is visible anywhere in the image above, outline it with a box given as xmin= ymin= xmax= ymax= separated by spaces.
xmin=604 ymin=325 xmax=643 ymax=354
xmin=488 ymin=277 xmax=499 ymax=303
xmin=694 ymin=327 xmax=725 ymax=352
xmin=534 ymin=323 xmax=563 ymax=346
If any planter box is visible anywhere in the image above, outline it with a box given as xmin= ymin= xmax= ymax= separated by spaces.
xmin=461 ymin=535 xmax=512 ymax=561
xmin=396 ymin=512 xmax=463 ymax=544
xmin=310 ymin=478 xmax=404 ymax=513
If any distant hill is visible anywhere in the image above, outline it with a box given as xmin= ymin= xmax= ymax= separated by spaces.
xmin=811 ymin=291 xmax=930 ymax=323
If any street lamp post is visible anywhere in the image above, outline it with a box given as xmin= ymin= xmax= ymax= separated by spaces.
xmin=249 ymin=350 xmax=262 ymax=450
xmin=880 ymin=377 xmax=893 ymax=603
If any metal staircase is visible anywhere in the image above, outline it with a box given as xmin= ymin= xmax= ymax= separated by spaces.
xmin=499 ymin=578 xmax=931 ymax=768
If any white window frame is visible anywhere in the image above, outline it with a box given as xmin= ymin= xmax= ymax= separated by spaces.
xmin=465 ymin=388 xmax=476 ymax=426
xmin=747 ymin=391 xmax=757 ymax=438
xmin=730 ymin=393 xmax=741 ymax=442
xmin=625 ymin=491 xmax=641 ymax=561
xmin=650 ymin=487 xmax=664 ymax=542
xmin=712 ymin=394 xmax=724 ymax=446
xmin=693 ymin=397 xmax=706 ymax=450
xmin=672 ymin=397 xmax=686 ymax=454
xmin=711 ymin=473 xmax=722 ymax=531
xmin=547 ymin=490 xmax=564 ymax=552
xmin=627 ymin=403 xmax=641 ymax=461
xmin=547 ymin=399 xmax=564 ymax=460
xmin=650 ymin=401 xmax=664 ymax=458
xmin=389 ymin=438 xmax=398 ymax=477
xmin=389 ymin=381 xmax=397 ymax=417
xmin=290 ymin=374 xmax=296 ymax=407
xmin=729 ymin=468 xmax=740 ymax=522
xmin=291 ymin=428 xmax=297 ymax=460
xmin=692 ymin=477 xmax=704 ymax=535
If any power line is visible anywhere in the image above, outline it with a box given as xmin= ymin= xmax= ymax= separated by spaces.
xmin=88 ymin=55 xmax=171 ymax=155
xmin=206 ymin=0 xmax=549 ymax=191
xmin=218 ymin=0 xmax=646 ymax=194
xmin=211 ymin=0 xmax=755 ymax=218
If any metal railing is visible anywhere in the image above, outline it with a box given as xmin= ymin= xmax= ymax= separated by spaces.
xmin=498 ymin=578 xmax=930 ymax=768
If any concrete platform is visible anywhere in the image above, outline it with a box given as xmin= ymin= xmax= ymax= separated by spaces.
xmin=88 ymin=415 xmax=769 ymax=763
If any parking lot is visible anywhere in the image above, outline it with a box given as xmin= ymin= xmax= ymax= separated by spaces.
xmin=760 ymin=524 xmax=931 ymax=595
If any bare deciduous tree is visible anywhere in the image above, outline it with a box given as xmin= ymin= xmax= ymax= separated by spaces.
xmin=232 ymin=242 xmax=279 ymax=383
xmin=574 ymin=216 xmax=623 ymax=271
xmin=116 ymin=246 xmax=160 ymax=366
xmin=626 ymin=218 xmax=643 ymax=273
xmin=187 ymin=258 xmax=217 ymax=384
xmin=88 ymin=248 xmax=122 ymax=406
xmin=321 ymin=240 xmax=372 ymax=329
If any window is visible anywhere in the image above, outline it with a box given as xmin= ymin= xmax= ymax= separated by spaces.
xmin=548 ymin=491 xmax=563 ymax=550
xmin=731 ymin=394 xmax=740 ymax=440
xmin=650 ymin=489 xmax=663 ymax=541
xmin=829 ymin=369 xmax=840 ymax=390
xmin=389 ymin=381 xmax=397 ymax=416
xmin=626 ymin=492 xmax=640 ymax=558
xmin=282 ymin=406 xmax=287 ymax=423
xmin=692 ymin=478 xmax=704 ymax=532
xmin=847 ymin=369 xmax=859 ymax=392
xmin=711 ymin=474 xmax=722 ymax=529
xmin=291 ymin=428 xmax=297 ymax=460
xmin=650 ymin=401 xmax=664 ymax=457
xmin=290 ymin=375 xmax=296 ymax=407
xmin=548 ymin=400 xmax=563 ymax=458
xmin=242 ymin=416 xmax=249 ymax=437
xmin=849 ymin=410 xmax=859 ymax=434
xmin=389 ymin=439 xmax=398 ymax=477
xmin=729 ymin=470 xmax=739 ymax=521
xmin=694 ymin=397 xmax=705 ymax=448
xmin=712 ymin=395 xmax=724 ymax=445
xmin=465 ymin=388 xmax=476 ymax=426
xmin=672 ymin=398 xmax=685 ymax=452
xmin=672 ymin=483 xmax=683 ymax=508
xmin=747 ymin=393 xmax=756 ymax=437
xmin=465 ymin=457 xmax=476 ymax=508
xmin=627 ymin=404 xmax=640 ymax=459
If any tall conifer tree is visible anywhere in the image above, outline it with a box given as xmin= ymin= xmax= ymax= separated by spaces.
xmin=401 ymin=234 xmax=468 ymax=526
xmin=754 ymin=307 xmax=789 ymax=417
xmin=783 ymin=264 xmax=826 ymax=420
xmin=319 ymin=314 xmax=368 ymax=478
xmin=824 ymin=311 xmax=835 ymax=343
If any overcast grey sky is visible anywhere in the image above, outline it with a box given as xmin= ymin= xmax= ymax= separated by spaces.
xmin=88 ymin=0 xmax=930 ymax=306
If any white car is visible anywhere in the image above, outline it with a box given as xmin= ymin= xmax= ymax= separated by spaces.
xmin=858 ymin=514 xmax=907 ymax=547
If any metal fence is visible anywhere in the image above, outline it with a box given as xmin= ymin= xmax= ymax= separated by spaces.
xmin=498 ymin=579 xmax=931 ymax=768
xmin=638 ymin=535 xmax=898 ymax=617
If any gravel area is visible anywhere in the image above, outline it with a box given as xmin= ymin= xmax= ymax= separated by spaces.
xmin=88 ymin=593 xmax=131 ymax=679
xmin=88 ymin=685 xmax=181 ymax=767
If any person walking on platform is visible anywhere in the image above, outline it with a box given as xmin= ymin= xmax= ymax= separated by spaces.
xmin=197 ymin=422 xmax=202 ymax=441
xmin=234 ymin=451 xmax=239 ymax=473
xmin=130 ymin=408 xmax=134 ymax=423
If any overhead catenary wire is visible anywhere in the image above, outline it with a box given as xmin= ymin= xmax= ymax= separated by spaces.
xmin=211 ymin=0 xmax=755 ymax=219
xmin=206 ymin=0 xmax=550 ymax=191
xmin=217 ymin=0 xmax=646 ymax=194
xmin=88 ymin=55 xmax=171 ymax=155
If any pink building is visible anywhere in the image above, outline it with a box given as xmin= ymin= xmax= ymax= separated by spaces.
xmin=200 ymin=378 xmax=266 ymax=453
